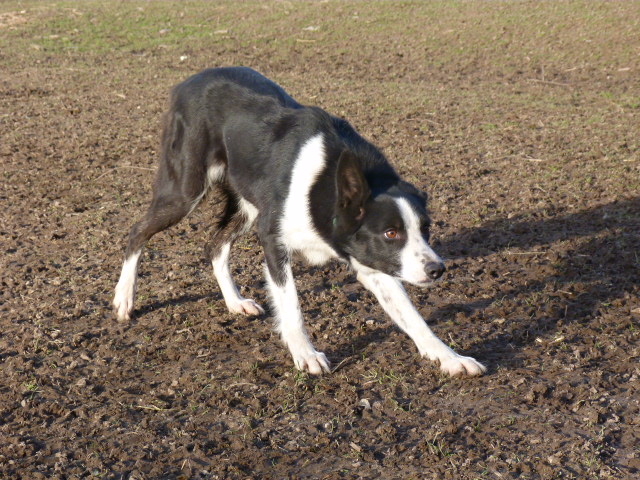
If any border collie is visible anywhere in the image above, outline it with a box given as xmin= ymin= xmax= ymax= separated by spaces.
xmin=113 ymin=67 xmax=486 ymax=377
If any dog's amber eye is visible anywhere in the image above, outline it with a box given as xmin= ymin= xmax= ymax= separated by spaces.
xmin=384 ymin=229 xmax=399 ymax=239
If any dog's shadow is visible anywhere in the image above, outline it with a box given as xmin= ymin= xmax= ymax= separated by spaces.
xmin=135 ymin=293 xmax=212 ymax=319
xmin=417 ymin=196 xmax=640 ymax=370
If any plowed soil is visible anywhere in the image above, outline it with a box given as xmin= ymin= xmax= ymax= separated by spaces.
xmin=1 ymin=1 xmax=639 ymax=479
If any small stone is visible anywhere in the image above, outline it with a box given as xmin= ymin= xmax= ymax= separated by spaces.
xmin=548 ymin=454 xmax=562 ymax=465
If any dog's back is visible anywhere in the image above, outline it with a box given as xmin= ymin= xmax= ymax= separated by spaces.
xmin=174 ymin=66 xmax=301 ymax=109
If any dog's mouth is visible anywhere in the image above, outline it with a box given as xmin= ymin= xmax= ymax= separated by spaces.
xmin=402 ymin=277 xmax=437 ymax=288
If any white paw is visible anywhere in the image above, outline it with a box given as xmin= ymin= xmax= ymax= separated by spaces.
xmin=113 ymin=253 xmax=140 ymax=322
xmin=227 ymin=298 xmax=264 ymax=316
xmin=439 ymin=355 xmax=487 ymax=377
xmin=112 ymin=285 xmax=135 ymax=322
xmin=293 ymin=351 xmax=331 ymax=375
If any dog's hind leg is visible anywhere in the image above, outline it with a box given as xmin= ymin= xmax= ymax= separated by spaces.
xmin=113 ymin=192 xmax=200 ymax=321
xmin=205 ymin=188 xmax=263 ymax=316
xmin=113 ymin=116 xmax=215 ymax=321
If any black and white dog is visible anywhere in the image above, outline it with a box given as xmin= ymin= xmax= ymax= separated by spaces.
xmin=113 ymin=67 xmax=486 ymax=377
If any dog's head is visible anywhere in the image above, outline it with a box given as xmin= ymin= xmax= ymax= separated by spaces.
xmin=334 ymin=151 xmax=445 ymax=286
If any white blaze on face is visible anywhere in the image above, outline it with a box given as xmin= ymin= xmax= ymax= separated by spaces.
xmin=394 ymin=197 xmax=443 ymax=284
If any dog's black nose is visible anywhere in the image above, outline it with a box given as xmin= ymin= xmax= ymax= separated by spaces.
xmin=426 ymin=262 xmax=446 ymax=280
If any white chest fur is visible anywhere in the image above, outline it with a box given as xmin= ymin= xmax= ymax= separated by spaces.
xmin=280 ymin=134 xmax=338 ymax=265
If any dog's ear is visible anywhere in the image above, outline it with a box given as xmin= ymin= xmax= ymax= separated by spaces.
xmin=336 ymin=150 xmax=370 ymax=222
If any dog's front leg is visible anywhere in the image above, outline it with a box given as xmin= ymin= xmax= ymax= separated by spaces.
xmin=356 ymin=270 xmax=486 ymax=376
xmin=262 ymin=237 xmax=330 ymax=375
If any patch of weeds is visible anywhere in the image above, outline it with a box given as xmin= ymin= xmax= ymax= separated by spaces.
xmin=293 ymin=369 xmax=309 ymax=386
xmin=345 ymin=445 xmax=364 ymax=461
xmin=582 ymin=450 xmax=603 ymax=471
xmin=497 ymin=415 xmax=517 ymax=429
xmin=492 ymin=295 xmax=508 ymax=308
xmin=249 ymin=361 xmax=260 ymax=375
xmin=362 ymin=367 xmax=404 ymax=386
xmin=391 ymin=397 xmax=412 ymax=413
xmin=242 ymin=416 xmax=257 ymax=431
xmin=277 ymin=399 xmax=296 ymax=416
xmin=23 ymin=379 xmax=41 ymax=394
xmin=426 ymin=432 xmax=454 ymax=458
xmin=472 ymin=469 xmax=491 ymax=480
xmin=474 ymin=416 xmax=486 ymax=432
xmin=251 ymin=408 xmax=267 ymax=421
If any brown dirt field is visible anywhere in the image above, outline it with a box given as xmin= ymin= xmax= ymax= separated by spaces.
xmin=1 ymin=1 xmax=639 ymax=479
